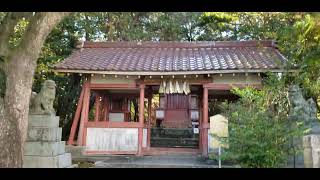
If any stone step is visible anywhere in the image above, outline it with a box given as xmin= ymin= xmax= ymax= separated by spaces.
xmin=28 ymin=115 xmax=60 ymax=128
xmin=24 ymin=141 xmax=66 ymax=156
xmin=95 ymin=163 xmax=216 ymax=168
xmin=94 ymin=155 xmax=217 ymax=168
xmin=27 ymin=127 xmax=62 ymax=142
xmin=151 ymin=137 xmax=199 ymax=148
xmin=151 ymin=128 xmax=199 ymax=138
xmin=23 ymin=153 xmax=72 ymax=168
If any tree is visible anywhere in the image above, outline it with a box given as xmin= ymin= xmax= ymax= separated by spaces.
xmin=0 ymin=12 xmax=69 ymax=168
xmin=220 ymin=75 xmax=305 ymax=167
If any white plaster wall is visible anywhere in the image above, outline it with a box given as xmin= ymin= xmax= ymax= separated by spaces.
xmin=86 ymin=128 xmax=138 ymax=151
xmin=91 ymin=75 xmax=136 ymax=84
xmin=212 ymin=74 xmax=261 ymax=84
xmin=143 ymin=128 xmax=147 ymax=148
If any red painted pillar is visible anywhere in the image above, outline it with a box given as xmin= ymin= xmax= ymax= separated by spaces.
xmin=68 ymin=85 xmax=85 ymax=145
xmin=202 ymin=86 xmax=209 ymax=157
xmin=94 ymin=93 xmax=101 ymax=122
xmin=147 ymin=92 xmax=152 ymax=150
xmin=103 ymin=95 xmax=109 ymax=121
xmin=77 ymin=78 xmax=90 ymax=146
xmin=138 ymin=84 xmax=145 ymax=156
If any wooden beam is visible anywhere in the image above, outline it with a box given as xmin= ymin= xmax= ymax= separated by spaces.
xmin=140 ymin=78 xmax=212 ymax=85
xmin=67 ymin=85 xmax=85 ymax=145
xmin=203 ymin=83 xmax=262 ymax=90
xmin=77 ymin=80 xmax=90 ymax=146
xmin=85 ymin=121 xmax=142 ymax=128
xmin=90 ymin=83 xmax=138 ymax=89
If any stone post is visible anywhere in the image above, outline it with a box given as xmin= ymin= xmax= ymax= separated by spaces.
xmin=303 ymin=135 xmax=320 ymax=168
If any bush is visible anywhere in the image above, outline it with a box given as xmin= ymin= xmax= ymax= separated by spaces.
xmin=220 ymin=75 xmax=305 ymax=168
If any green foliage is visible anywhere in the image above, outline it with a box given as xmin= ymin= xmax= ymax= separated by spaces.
xmin=9 ymin=18 xmax=29 ymax=47
xmin=220 ymin=75 xmax=305 ymax=168
xmin=199 ymin=12 xmax=320 ymax=116
xmin=0 ymin=12 xmax=6 ymax=23
xmin=27 ymin=12 xmax=319 ymax=141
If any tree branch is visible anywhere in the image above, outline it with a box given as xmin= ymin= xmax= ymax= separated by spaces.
xmin=0 ymin=12 xmax=32 ymax=59
xmin=8 ymin=12 xmax=70 ymax=65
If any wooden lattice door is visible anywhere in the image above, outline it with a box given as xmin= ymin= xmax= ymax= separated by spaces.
xmin=162 ymin=94 xmax=191 ymax=128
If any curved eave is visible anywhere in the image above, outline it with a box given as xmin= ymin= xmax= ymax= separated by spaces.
xmin=52 ymin=68 xmax=299 ymax=76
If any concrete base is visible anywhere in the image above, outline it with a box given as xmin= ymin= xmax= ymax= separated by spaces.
xmin=23 ymin=153 xmax=72 ymax=168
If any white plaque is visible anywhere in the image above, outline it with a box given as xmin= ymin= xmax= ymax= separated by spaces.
xmin=191 ymin=121 xmax=199 ymax=126
xmin=190 ymin=110 xmax=199 ymax=120
xmin=156 ymin=110 xmax=164 ymax=119
xmin=193 ymin=128 xmax=199 ymax=134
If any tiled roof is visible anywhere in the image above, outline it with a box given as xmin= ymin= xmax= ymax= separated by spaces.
xmin=53 ymin=41 xmax=289 ymax=75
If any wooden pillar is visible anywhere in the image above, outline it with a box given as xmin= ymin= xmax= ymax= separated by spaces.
xmin=138 ymin=84 xmax=145 ymax=155
xmin=94 ymin=93 xmax=101 ymax=122
xmin=202 ymin=86 xmax=209 ymax=157
xmin=77 ymin=79 xmax=90 ymax=146
xmin=67 ymin=86 xmax=85 ymax=145
xmin=103 ymin=95 xmax=109 ymax=121
xmin=147 ymin=90 xmax=152 ymax=150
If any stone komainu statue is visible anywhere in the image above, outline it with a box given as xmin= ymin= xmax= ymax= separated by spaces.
xmin=288 ymin=85 xmax=320 ymax=134
xmin=29 ymin=80 xmax=56 ymax=115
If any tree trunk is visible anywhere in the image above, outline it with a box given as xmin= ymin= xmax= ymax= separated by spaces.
xmin=0 ymin=12 xmax=69 ymax=168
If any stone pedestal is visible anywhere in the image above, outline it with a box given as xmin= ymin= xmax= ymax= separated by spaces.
xmin=208 ymin=114 xmax=228 ymax=153
xmin=303 ymin=134 xmax=320 ymax=168
xmin=23 ymin=115 xmax=73 ymax=168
